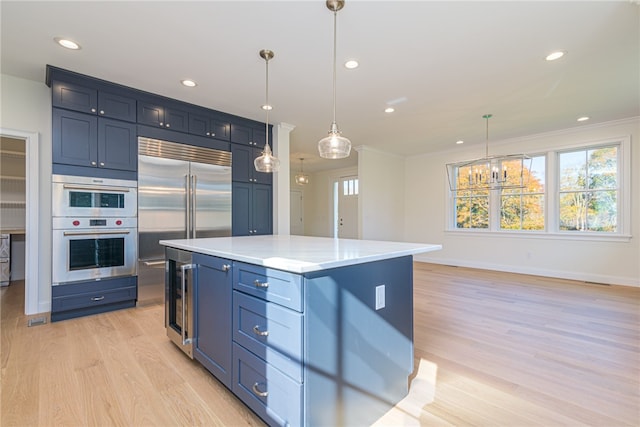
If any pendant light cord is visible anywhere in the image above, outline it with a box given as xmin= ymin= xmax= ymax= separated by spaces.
xmin=265 ymin=55 xmax=270 ymax=148
xmin=332 ymin=9 xmax=337 ymax=127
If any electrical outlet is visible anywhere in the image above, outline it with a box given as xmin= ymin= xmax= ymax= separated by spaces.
xmin=375 ymin=285 xmax=385 ymax=310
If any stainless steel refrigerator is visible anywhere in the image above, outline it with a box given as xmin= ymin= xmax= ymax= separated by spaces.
xmin=137 ymin=137 xmax=231 ymax=305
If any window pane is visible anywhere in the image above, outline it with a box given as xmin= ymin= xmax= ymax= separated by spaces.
xmin=527 ymin=156 xmax=545 ymax=192
xmin=500 ymin=194 xmax=545 ymax=230
xmin=559 ymin=151 xmax=587 ymax=191
xmin=455 ymin=196 xmax=488 ymax=229
xmin=559 ymin=192 xmax=589 ymax=231
xmin=587 ymin=190 xmax=617 ymax=231
xmin=588 ymin=146 xmax=617 ymax=189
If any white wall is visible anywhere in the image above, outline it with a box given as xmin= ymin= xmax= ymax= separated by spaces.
xmin=404 ymin=118 xmax=640 ymax=286
xmin=0 ymin=73 xmax=52 ymax=312
xmin=356 ymin=146 xmax=405 ymax=241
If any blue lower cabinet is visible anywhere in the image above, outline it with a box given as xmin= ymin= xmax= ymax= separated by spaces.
xmin=233 ymin=291 xmax=303 ymax=382
xmin=51 ymin=276 xmax=137 ymax=322
xmin=232 ymin=343 xmax=303 ymax=427
xmin=193 ymin=253 xmax=233 ymax=388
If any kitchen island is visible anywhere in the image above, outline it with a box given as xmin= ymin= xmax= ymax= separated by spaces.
xmin=160 ymin=235 xmax=441 ymax=427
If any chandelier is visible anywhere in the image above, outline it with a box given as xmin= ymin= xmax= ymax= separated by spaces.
xmin=447 ymin=114 xmax=531 ymax=191
xmin=295 ymin=158 xmax=309 ymax=185
xmin=254 ymin=49 xmax=280 ymax=173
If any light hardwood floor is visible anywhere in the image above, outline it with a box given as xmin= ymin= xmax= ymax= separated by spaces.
xmin=1 ymin=263 xmax=638 ymax=426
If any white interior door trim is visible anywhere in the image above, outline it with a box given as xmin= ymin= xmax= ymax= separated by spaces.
xmin=1 ymin=128 xmax=39 ymax=315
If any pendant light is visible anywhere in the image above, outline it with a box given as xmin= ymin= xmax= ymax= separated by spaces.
xmin=446 ymin=114 xmax=531 ymax=192
xmin=295 ymin=158 xmax=310 ymax=185
xmin=318 ymin=0 xmax=351 ymax=159
xmin=254 ymin=49 xmax=280 ymax=173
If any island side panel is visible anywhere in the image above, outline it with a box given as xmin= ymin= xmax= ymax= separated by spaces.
xmin=303 ymin=255 xmax=414 ymax=426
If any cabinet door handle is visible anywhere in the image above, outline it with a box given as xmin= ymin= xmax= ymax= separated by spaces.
xmin=91 ymin=161 xmax=97 ymax=166
xmin=252 ymin=325 xmax=269 ymax=337
xmin=91 ymin=296 xmax=105 ymax=301
xmin=252 ymin=382 xmax=268 ymax=398
xmin=254 ymin=280 xmax=268 ymax=289
xmin=99 ymin=162 xmax=105 ymax=167
xmin=90 ymin=108 xmax=96 ymax=113
xmin=99 ymin=110 xmax=105 ymax=115
xmin=166 ymin=123 xmax=170 ymax=128
xmin=222 ymin=264 xmax=231 ymax=272
xmin=211 ymin=133 xmax=215 ymax=137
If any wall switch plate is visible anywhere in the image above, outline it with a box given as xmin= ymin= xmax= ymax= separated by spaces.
xmin=375 ymin=285 xmax=385 ymax=310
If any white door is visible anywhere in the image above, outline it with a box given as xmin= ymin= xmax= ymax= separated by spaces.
xmin=290 ymin=190 xmax=304 ymax=235
xmin=336 ymin=176 xmax=358 ymax=239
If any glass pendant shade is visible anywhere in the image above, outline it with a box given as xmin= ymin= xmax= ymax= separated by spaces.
xmin=254 ymin=143 xmax=280 ymax=173
xmin=295 ymin=158 xmax=310 ymax=185
xmin=254 ymin=49 xmax=280 ymax=173
xmin=318 ymin=123 xmax=351 ymax=159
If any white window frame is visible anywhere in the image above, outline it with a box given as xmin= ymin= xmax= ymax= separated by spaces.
xmin=446 ymin=136 xmax=631 ymax=242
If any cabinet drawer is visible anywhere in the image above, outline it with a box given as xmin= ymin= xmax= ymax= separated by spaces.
xmin=233 ymin=262 xmax=302 ymax=311
xmin=233 ymin=291 xmax=302 ymax=382
xmin=52 ymin=285 xmax=136 ymax=312
xmin=232 ymin=343 xmax=302 ymax=427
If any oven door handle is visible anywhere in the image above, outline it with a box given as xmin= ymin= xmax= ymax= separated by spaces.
xmin=63 ymin=230 xmax=131 ymax=236
xmin=62 ymin=184 xmax=130 ymax=193
xmin=181 ymin=263 xmax=196 ymax=346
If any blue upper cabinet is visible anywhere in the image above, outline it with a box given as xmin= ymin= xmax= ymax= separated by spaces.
xmin=53 ymin=108 xmax=137 ymax=173
xmin=189 ymin=110 xmax=231 ymax=141
xmin=137 ymin=99 xmax=189 ymax=133
xmin=52 ymin=80 xmax=136 ymax=123
xmin=231 ymin=123 xmax=267 ymax=148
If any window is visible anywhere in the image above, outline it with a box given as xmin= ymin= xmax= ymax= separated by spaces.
xmin=558 ymin=145 xmax=618 ymax=232
xmin=448 ymin=138 xmax=628 ymax=238
xmin=452 ymin=156 xmax=545 ymax=231
xmin=342 ymin=178 xmax=359 ymax=196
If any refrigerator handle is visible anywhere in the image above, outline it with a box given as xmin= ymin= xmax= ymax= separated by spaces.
xmin=185 ymin=174 xmax=190 ymax=239
xmin=192 ymin=174 xmax=197 ymax=238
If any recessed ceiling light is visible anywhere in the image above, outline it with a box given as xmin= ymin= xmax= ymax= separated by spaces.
xmin=545 ymin=50 xmax=566 ymax=61
xmin=261 ymin=104 xmax=272 ymax=111
xmin=344 ymin=60 xmax=359 ymax=69
xmin=54 ymin=37 xmax=80 ymax=50
xmin=577 ymin=116 xmax=590 ymax=122
xmin=456 ymin=140 xmax=464 ymax=145
xmin=181 ymin=79 xmax=197 ymax=87
xmin=384 ymin=107 xmax=395 ymax=113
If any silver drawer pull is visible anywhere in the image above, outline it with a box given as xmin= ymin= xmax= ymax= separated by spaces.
xmin=252 ymin=325 xmax=269 ymax=337
xmin=254 ymin=279 xmax=269 ymax=289
xmin=252 ymin=382 xmax=268 ymax=398
xmin=91 ymin=296 xmax=105 ymax=301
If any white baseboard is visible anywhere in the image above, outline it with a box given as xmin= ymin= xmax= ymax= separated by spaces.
xmin=414 ymin=254 xmax=639 ymax=287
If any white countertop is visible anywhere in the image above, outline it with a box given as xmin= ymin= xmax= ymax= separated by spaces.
xmin=159 ymin=235 xmax=442 ymax=274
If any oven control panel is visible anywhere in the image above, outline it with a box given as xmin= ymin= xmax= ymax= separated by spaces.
xmin=52 ymin=217 xmax=137 ymax=230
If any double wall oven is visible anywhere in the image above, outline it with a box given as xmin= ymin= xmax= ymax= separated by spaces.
xmin=52 ymin=174 xmax=137 ymax=287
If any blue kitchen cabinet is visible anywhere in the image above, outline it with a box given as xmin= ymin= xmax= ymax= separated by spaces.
xmin=193 ymin=253 xmax=233 ymax=388
xmin=52 ymin=108 xmax=137 ymax=173
xmin=230 ymin=123 xmax=268 ymax=149
xmin=52 ymin=80 xmax=136 ymax=122
xmin=51 ymin=276 xmax=137 ymax=322
xmin=227 ymin=256 xmax=414 ymax=426
xmin=232 ymin=182 xmax=272 ymax=236
xmin=189 ymin=111 xmax=231 ymax=141
xmin=137 ymin=99 xmax=189 ymax=133
xmin=231 ymin=144 xmax=272 ymax=185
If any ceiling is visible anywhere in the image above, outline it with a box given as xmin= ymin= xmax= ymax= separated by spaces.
xmin=2 ymin=1 xmax=638 ymax=173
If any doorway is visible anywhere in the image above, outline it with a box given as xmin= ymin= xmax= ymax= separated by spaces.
xmin=0 ymin=128 xmax=40 ymax=315
xmin=334 ymin=176 xmax=358 ymax=239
